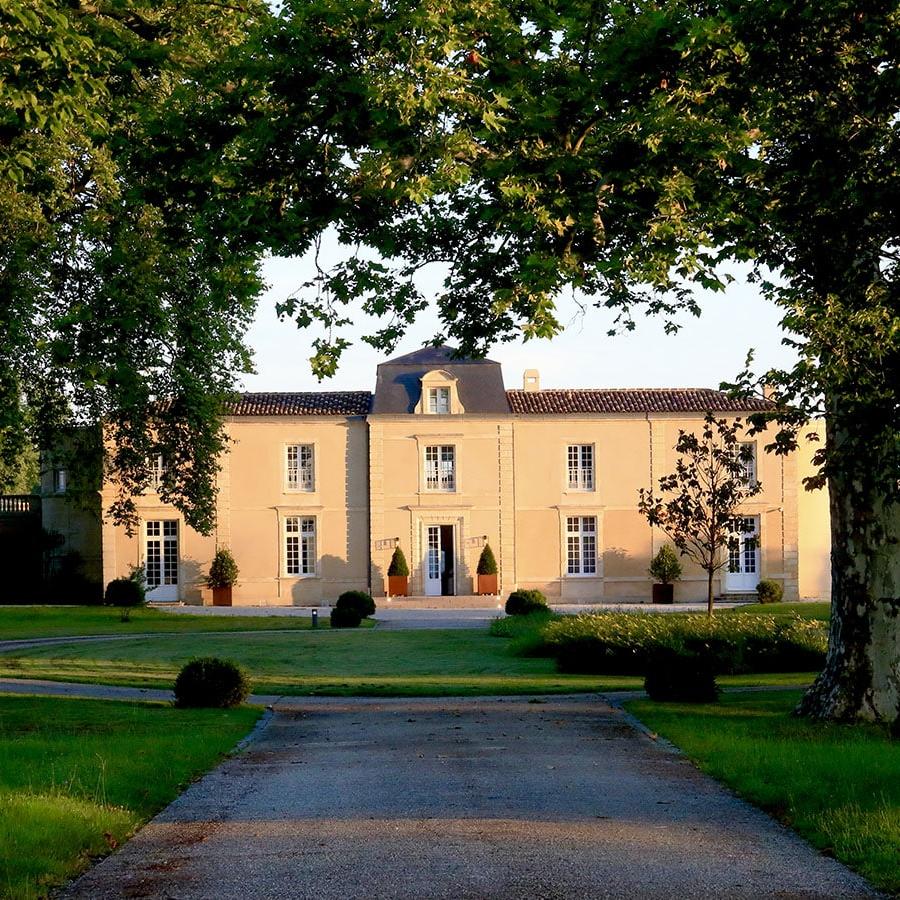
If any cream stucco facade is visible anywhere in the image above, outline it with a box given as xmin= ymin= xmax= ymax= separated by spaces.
xmin=50 ymin=348 xmax=831 ymax=605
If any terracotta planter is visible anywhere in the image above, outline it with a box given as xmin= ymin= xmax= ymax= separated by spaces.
xmin=652 ymin=583 xmax=674 ymax=604
xmin=477 ymin=573 xmax=499 ymax=595
xmin=387 ymin=575 xmax=408 ymax=597
xmin=212 ymin=585 xmax=233 ymax=607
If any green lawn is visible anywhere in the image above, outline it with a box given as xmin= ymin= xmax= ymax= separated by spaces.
xmin=0 ymin=629 xmax=815 ymax=696
xmin=0 ymin=695 xmax=259 ymax=898
xmin=727 ymin=601 xmax=831 ymax=621
xmin=626 ymin=691 xmax=899 ymax=895
xmin=0 ymin=605 xmax=345 ymax=640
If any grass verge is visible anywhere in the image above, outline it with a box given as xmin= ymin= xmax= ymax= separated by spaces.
xmin=0 ymin=606 xmax=361 ymax=640
xmin=0 ymin=630 xmax=814 ymax=696
xmin=0 ymin=695 xmax=259 ymax=898
xmin=625 ymin=690 xmax=899 ymax=895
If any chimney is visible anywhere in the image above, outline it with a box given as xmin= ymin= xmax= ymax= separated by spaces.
xmin=523 ymin=369 xmax=540 ymax=392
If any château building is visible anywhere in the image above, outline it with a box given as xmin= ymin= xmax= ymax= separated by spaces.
xmin=42 ymin=347 xmax=831 ymax=605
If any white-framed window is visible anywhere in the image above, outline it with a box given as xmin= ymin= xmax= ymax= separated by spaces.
xmin=424 ymin=445 xmax=456 ymax=491
xmin=148 ymin=454 xmax=166 ymax=491
xmin=285 ymin=515 xmax=317 ymax=576
xmin=566 ymin=516 xmax=597 ymax=575
xmin=736 ymin=442 xmax=757 ymax=488
xmin=567 ymin=444 xmax=594 ymax=491
xmin=285 ymin=444 xmax=315 ymax=492
xmin=53 ymin=469 xmax=68 ymax=494
xmin=428 ymin=386 xmax=451 ymax=414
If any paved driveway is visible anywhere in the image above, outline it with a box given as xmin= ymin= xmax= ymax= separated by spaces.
xmin=63 ymin=695 xmax=875 ymax=899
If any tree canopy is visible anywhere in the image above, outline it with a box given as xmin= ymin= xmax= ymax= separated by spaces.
xmin=1 ymin=0 xmax=270 ymax=531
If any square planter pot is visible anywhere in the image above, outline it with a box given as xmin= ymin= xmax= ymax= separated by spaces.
xmin=387 ymin=575 xmax=408 ymax=597
xmin=212 ymin=585 xmax=233 ymax=607
xmin=477 ymin=573 xmax=499 ymax=596
xmin=652 ymin=583 xmax=674 ymax=604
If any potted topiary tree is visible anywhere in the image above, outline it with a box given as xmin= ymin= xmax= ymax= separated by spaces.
xmin=476 ymin=542 xmax=499 ymax=595
xmin=208 ymin=547 xmax=239 ymax=607
xmin=387 ymin=546 xmax=409 ymax=597
xmin=649 ymin=543 xmax=682 ymax=604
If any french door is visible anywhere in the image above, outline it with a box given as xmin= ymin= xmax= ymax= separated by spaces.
xmin=725 ymin=516 xmax=760 ymax=592
xmin=423 ymin=525 xmax=455 ymax=596
xmin=145 ymin=520 xmax=179 ymax=602
xmin=424 ymin=526 xmax=442 ymax=596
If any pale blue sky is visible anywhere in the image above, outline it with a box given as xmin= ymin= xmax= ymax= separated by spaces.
xmin=239 ymin=245 xmax=797 ymax=395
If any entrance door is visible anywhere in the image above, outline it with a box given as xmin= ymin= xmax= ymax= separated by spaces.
xmin=725 ymin=516 xmax=760 ymax=592
xmin=424 ymin=526 xmax=441 ymax=596
xmin=423 ymin=525 xmax=455 ymax=596
xmin=145 ymin=520 xmax=179 ymax=602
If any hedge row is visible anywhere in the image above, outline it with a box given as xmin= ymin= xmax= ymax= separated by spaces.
xmin=540 ymin=612 xmax=827 ymax=675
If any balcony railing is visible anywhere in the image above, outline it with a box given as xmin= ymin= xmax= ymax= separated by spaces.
xmin=0 ymin=495 xmax=41 ymax=515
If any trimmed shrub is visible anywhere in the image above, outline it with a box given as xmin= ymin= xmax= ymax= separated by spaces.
xmin=477 ymin=543 xmax=498 ymax=576
xmin=104 ymin=576 xmax=144 ymax=608
xmin=387 ymin=547 xmax=409 ymax=577
xmin=174 ymin=657 xmax=250 ymax=708
xmin=330 ymin=606 xmax=362 ymax=628
xmin=505 ymin=588 xmax=548 ymax=616
xmin=336 ymin=590 xmax=376 ymax=618
xmin=757 ymin=579 xmax=784 ymax=604
xmin=207 ymin=547 xmax=239 ymax=588
xmin=546 ymin=611 xmax=827 ymax=675
xmin=648 ymin=544 xmax=682 ymax=584
xmin=644 ymin=649 xmax=720 ymax=702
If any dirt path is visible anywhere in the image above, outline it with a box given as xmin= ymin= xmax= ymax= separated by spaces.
xmin=62 ymin=695 xmax=876 ymax=899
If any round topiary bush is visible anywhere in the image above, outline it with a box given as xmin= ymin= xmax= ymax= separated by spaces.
xmin=505 ymin=589 xmax=548 ymax=616
xmin=330 ymin=606 xmax=362 ymax=628
xmin=104 ymin=577 xmax=145 ymax=607
xmin=756 ymin=579 xmax=784 ymax=604
xmin=174 ymin=657 xmax=251 ymax=708
xmin=336 ymin=590 xmax=376 ymax=618
xmin=644 ymin=649 xmax=720 ymax=703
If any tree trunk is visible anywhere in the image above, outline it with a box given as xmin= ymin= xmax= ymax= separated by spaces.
xmin=797 ymin=459 xmax=900 ymax=723
xmin=707 ymin=569 xmax=714 ymax=618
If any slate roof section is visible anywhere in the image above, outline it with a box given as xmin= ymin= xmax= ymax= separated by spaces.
xmin=507 ymin=388 xmax=773 ymax=415
xmin=227 ymin=392 xmax=372 ymax=417
xmin=372 ymin=346 xmax=510 ymax=414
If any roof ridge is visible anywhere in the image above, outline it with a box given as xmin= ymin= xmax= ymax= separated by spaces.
xmin=239 ymin=390 xmax=372 ymax=395
xmin=506 ymin=387 xmax=725 ymax=393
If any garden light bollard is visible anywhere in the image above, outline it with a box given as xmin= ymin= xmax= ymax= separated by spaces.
xmin=311 ymin=609 xmax=318 ymax=629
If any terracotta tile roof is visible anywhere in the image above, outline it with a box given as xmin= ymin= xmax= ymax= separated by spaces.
xmin=506 ymin=388 xmax=772 ymax=415
xmin=227 ymin=392 xmax=372 ymax=416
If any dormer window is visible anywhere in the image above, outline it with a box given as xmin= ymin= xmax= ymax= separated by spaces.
xmin=416 ymin=370 xmax=465 ymax=415
xmin=428 ymin=387 xmax=451 ymax=414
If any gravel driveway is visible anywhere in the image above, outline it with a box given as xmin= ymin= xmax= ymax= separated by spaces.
xmin=64 ymin=695 xmax=877 ymax=899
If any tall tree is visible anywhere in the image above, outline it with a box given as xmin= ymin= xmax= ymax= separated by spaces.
xmin=638 ymin=415 xmax=763 ymax=617
xmin=1 ymin=1 xmax=272 ymax=531
xmin=262 ymin=0 xmax=896 ymax=722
